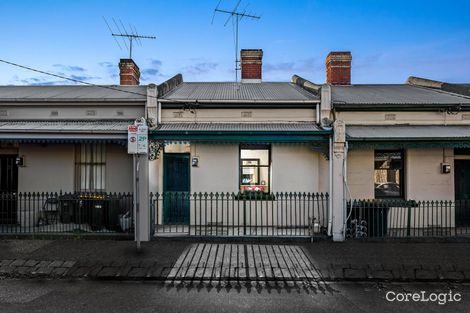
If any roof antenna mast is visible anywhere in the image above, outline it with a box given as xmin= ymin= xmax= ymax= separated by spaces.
xmin=212 ymin=0 xmax=261 ymax=82
xmin=103 ymin=17 xmax=156 ymax=59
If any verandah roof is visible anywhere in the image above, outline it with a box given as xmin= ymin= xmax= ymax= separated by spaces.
xmin=149 ymin=122 xmax=331 ymax=143
xmin=0 ymin=120 xmax=131 ymax=145
xmin=347 ymin=125 xmax=470 ymax=148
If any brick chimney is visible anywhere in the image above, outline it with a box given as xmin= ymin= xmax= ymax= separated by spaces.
xmin=326 ymin=52 xmax=352 ymax=85
xmin=119 ymin=59 xmax=140 ymax=85
xmin=241 ymin=49 xmax=263 ymax=83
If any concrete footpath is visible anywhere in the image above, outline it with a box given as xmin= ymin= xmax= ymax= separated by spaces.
xmin=1 ymin=239 xmax=470 ymax=283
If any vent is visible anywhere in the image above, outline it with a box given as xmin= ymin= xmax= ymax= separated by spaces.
xmin=50 ymin=111 xmax=59 ymax=117
xmin=462 ymin=114 xmax=470 ymax=121
xmin=173 ymin=112 xmax=183 ymax=118
xmin=241 ymin=111 xmax=253 ymax=118
xmin=0 ymin=110 xmax=7 ymax=117
xmin=116 ymin=110 xmax=124 ymax=116
xmin=86 ymin=110 xmax=96 ymax=116
xmin=385 ymin=113 xmax=396 ymax=120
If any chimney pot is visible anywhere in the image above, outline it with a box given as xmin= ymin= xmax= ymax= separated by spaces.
xmin=241 ymin=49 xmax=263 ymax=83
xmin=326 ymin=51 xmax=352 ymax=85
xmin=119 ymin=59 xmax=140 ymax=85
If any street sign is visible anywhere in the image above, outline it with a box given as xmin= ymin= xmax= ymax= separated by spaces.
xmin=127 ymin=125 xmax=139 ymax=154
xmin=137 ymin=125 xmax=148 ymax=154
xmin=128 ymin=120 xmax=148 ymax=155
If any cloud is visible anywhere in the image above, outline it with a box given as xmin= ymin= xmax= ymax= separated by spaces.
xmin=12 ymin=76 xmax=68 ymax=85
xmin=183 ymin=62 xmax=218 ymax=75
xmin=53 ymin=64 xmax=86 ymax=72
xmin=98 ymin=61 xmax=114 ymax=68
xmin=150 ymin=59 xmax=162 ymax=67
xmin=140 ymin=59 xmax=164 ymax=81
xmin=264 ymin=58 xmax=322 ymax=74
xmin=11 ymin=73 xmax=100 ymax=86
xmin=141 ymin=68 xmax=160 ymax=76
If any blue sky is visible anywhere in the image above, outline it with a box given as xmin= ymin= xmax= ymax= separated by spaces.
xmin=1 ymin=0 xmax=469 ymax=85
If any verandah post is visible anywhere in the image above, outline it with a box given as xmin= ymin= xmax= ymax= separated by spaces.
xmin=331 ymin=120 xmax=346 ymax=241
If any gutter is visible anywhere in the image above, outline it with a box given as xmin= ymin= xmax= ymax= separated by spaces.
xmin=333 ymin=103 xmax=469 ymax=111
xmin=0 ymin=99 xmax=146 ymax=105
xmin=158 ymin=98 xmax=319 ymax=104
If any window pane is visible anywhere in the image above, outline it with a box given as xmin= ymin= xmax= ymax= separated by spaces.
xmin=76 ymin=143 xmax=106 ymax=192
xmin=240 ymin=146 xmax=270 ymax=193
xmin=240 ymin=149 xmax=269 ymax=166
xmin=241 ymin=166 xmax=258 ymax=185
xmin=374 ymin=150 xmax=403 ymax=198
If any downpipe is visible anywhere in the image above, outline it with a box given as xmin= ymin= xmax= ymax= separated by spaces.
xmin=327 ymin=136 xmax=333 ymax=236
xmin=343 ymin=141 xmax=353 ymax=238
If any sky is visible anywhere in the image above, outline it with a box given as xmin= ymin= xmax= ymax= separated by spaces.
xmin=0 ymin=0 xmax=469 ymax=86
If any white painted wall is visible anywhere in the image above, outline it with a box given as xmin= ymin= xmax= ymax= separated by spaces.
xmin=106 ymin=144 xmax=133 ymax=193
xmin=405 ymin=148 xmax=454 ymax=201
xmin=271 ymin=144 xmax=322 ymax=193
xmin=346 ymin=148 xmax=455 ymax=201
xmin=161 ymin=108 xmax=316 ymax=122
xmin=337 ymin=111 xmax=470 ymax=125
xmin=18 ymin=144 xmax=75 ymax=192
xmin=17 ymin=143 xmax=133 ymax=193
xmin=152 ymin=143 xmax=327 ymax=194
xmin=346 ymin=149 xmax=375 ymax=199
xmin=1 ymin=104 xmax=144 ymax=120
xmin=190 ymin=144 xmax=239 ymax=193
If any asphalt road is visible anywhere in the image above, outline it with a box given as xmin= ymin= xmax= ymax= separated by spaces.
xmin=0 ymin=280 xmax=468 ymax=313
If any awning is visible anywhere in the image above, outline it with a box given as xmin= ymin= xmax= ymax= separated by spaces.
xmin=149 ymin=122 xmax=331 ymax=143
xmin=347 ymin=125 xmax=470 ymax=148
xmin=0 ymin=120 xmax=131 ymax=145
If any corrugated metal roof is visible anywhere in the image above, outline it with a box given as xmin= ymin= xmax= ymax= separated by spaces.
xmin=156 ymin=122 xmax=322 ymax=131
xmin=0 ymin=86 xmax=147 ymax=102
xmin=347 ymin=125 xmax=470 ymax=139
xmin=160 ymin=82 xmax=319 ymax=102
xmin=331 ymin=85 xmax=470 ymax=105
xmin=0 ymin=120 xmax=132 ymax=133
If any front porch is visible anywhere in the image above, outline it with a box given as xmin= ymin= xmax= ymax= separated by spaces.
xmin=346 ymin=199 xmax=470 ymax=239
xmin=0 ymin=192 xmax=134 ymax=236
xmin=151 ymin=192 xmax=329 ymax=238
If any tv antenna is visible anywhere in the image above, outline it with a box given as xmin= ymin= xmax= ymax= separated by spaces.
xmin=103 ymin=17 xmax=156 ymax=59
xmin=212 ymin=0 xmax=261 ymax=82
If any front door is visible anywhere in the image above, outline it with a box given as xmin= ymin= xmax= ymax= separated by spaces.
xmin=0 ymin=155 xmax=18 ymax=224
xmin=163 ymin=153 xmax=190 ymax=224
xmin=455 ymin=160 xmax=470 ymax=227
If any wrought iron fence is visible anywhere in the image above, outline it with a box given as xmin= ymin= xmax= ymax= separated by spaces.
xmin=346 ymin=199 xmax=470 ymax=239
xmin=150 ymin=192 xmax=329 ymax=237
xmin=0 ymin=192 xmax=133 ymax=235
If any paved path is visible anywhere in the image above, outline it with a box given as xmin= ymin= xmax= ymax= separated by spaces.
xmin=166 ymin=243 xmax=322 ymax=284
xmin=1 ymin=239 xmax=470 ymax=283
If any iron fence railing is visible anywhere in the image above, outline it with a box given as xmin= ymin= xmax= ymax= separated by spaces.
xmin=346 ymin=199 xmax=470 ymax=238
xmin=150 ymin=192 xmax=329 ymax=237
xmin=0 ymin=192 xmax=133 ymax=235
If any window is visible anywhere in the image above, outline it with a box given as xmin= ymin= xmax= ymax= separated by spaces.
xmin=75 ymin=143 xmax=106 ymax=192
xmin=374 ymin=150 xmax=404 ymax=198
xmin=239 ymin=145 xmax=270 ymax=193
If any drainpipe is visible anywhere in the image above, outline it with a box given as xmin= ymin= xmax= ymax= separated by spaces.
xmin=343 ymin=141 xmax=352 ymax=234
xmin=316 ymin=103 xmax=320 ymax=125
xmin=328 ymin=136 xmax=333 ymax=236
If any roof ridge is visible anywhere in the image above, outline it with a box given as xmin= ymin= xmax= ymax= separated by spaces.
xmin=411 ymin=85 xmax=470 ymax=100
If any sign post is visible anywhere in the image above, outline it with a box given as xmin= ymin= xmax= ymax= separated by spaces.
xmin=128 ymin=118 xmax=148 ymax=251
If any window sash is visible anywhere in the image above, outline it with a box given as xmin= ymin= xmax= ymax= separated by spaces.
xmin=374 ymin=149 xmax=404 ymax=199
xmin=239 ymin=145 xmax=271 ymax=193
xmin=75 ymin=143 xmax=106 ymax=192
